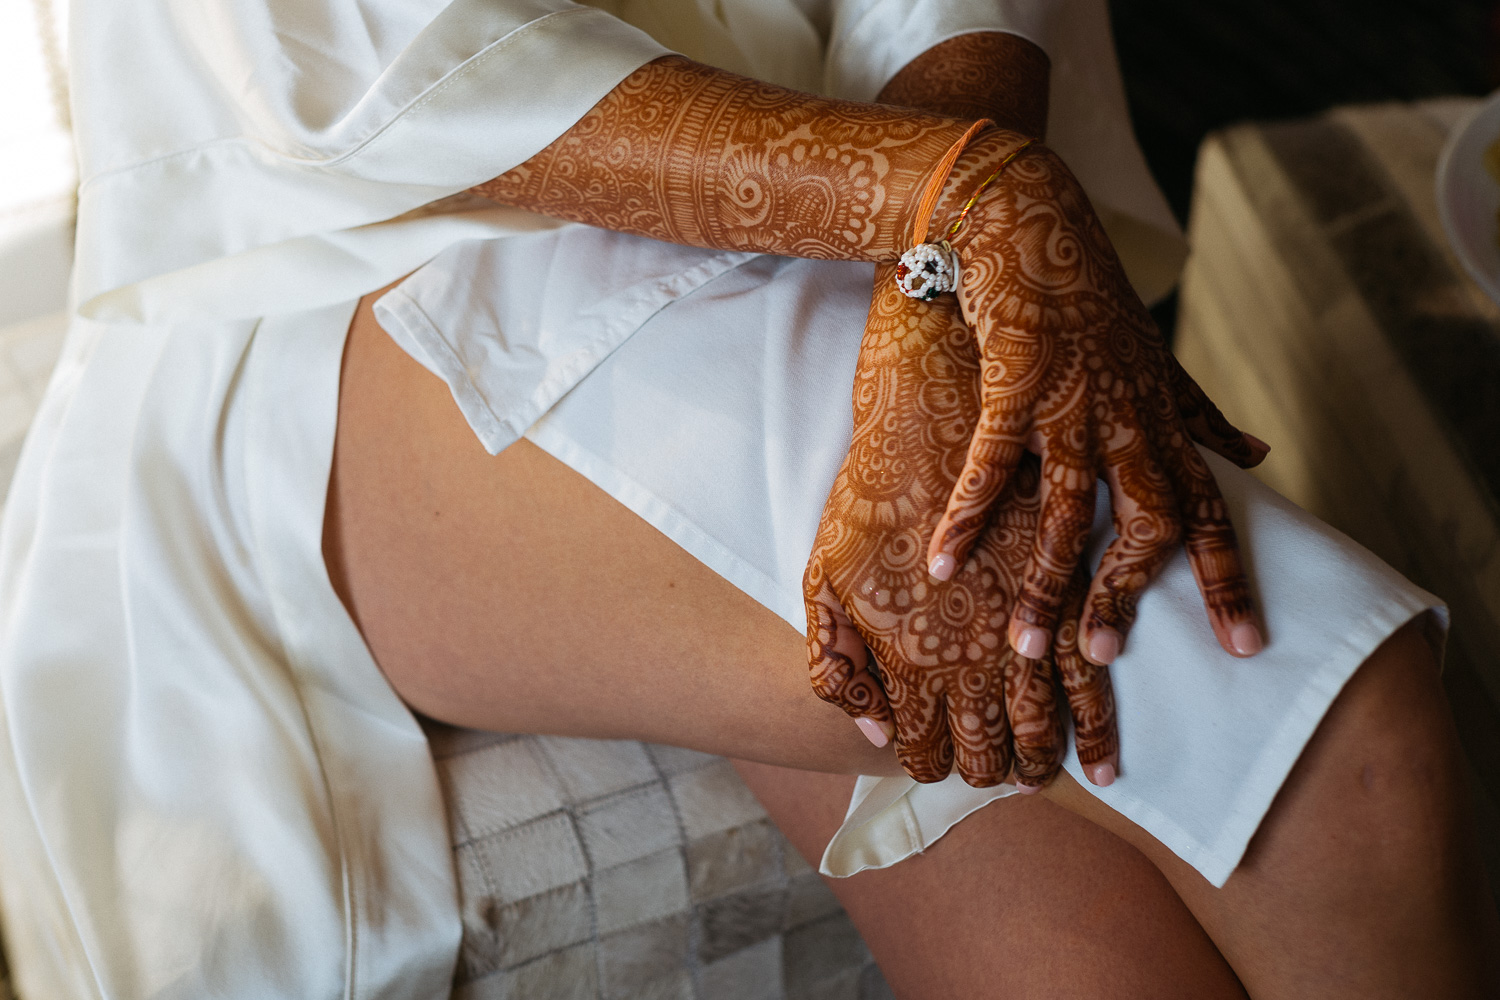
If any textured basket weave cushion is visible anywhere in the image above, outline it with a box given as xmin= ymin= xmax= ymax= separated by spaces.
xmin=423 ymin=721 xmax=894 ymax=1000
xmin=0 ymin=310 xmax=893 ymax=999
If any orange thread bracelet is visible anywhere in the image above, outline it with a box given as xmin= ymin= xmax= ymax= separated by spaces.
xmin=896 ymin=134 xmax=1038 ymax=301
xmin=910 ymin=119 xmax=995 ymax=248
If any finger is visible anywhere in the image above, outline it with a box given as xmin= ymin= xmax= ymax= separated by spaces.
xmin=1001 ymin=645 xmax=1062 ymax=791
xmin=1077 ymin=431 xmax=1183 ymax=666
xmin=803 ymin=572 xmax=894 ymax=744
xmin=1007 ymin=455 xmax=1097 ymax=660
xmin=946 ymin=660 xmax=1014 ymax=788
xmin=893 ymin=694 xmax=956 ymax=783
xmin=1157 ymin=437 xmax=1264 ymax=658
xmin=925 ymin=377 xmax=1028 ymax=583
xmin=1168 ymin=355 xmax=1269 ymax=469
xmin=1054 ymin=570 xmax=1119 ymax=787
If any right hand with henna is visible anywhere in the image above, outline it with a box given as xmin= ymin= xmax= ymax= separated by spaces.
xmin=803 ymin=261 xmax=1118 ymax=789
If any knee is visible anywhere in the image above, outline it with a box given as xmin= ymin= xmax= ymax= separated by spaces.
xmin=1337 ymin=616 xmax=1459 ymax=790
xmin=1292 ymin=615 xmax=1468 ymax=875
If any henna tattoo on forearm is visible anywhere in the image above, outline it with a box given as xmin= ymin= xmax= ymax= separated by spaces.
xmin=878 ymin=32 xmax=1050 ymax=139
xmin=472 ymin=56 xmax=978 ymax=262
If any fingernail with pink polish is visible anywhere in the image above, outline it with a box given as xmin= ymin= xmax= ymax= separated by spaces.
xmin=1015 ymin=781 xmax=1041 ymax=795
xmin=855 ymin=717 xmax=890 ymax=749
xmin=928 ymin=553 xmax=956 ymax=582
xmin=1244 ymin=432 xmax=1271 ymax=457
xmin=1089 ymin=761 xmax=1116 ymax=787
xmin=1015 ymin=626 xmax=1049 ymax=660
xmin=1230 ymin=622 xmax=1264 ymax=656
xmin=1088 ymin=629 xmax=1121 ymax=664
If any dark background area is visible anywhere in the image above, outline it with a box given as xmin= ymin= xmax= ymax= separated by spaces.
xmin=1112 ymin=0 xmax=1499 ymax=224
xmin=1110 ymin=1 xmax=1500 ymax=332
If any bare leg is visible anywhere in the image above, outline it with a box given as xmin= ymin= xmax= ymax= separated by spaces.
xmin=325 ymin=294 xmax=1499 ymax=996
xmin=1038 ymin=618 xmax=1500 ymax=998
xmin=733 ymin=762 xmax=1246 ymax=999
xmin=323 ymin=289 xmax=893 ymax=775
xmin=738 ymin=619 xmax=1500 ymax=999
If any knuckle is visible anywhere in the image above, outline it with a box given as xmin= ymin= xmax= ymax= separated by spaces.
xmin=1007 ymin=716 xmax=1060 ymax=762
xmin=1130 ymin=499 xmax=1181 ymax=542
xmin=952 ymin=465 xmax=999 ymax=504
xmin=842 ymin=672 xmax=889 ymax=714
xmin=1014 ymin=582 xmax=1065 ymax=626
xmin=1157 ymin=512 xmax=1185 ymax=550
xmin=1120 ymin=510 xmax=1182 ymax=562
xmin=1056 ymin=646 xmax=1104 ymax=688
xmin=1012 ymin=756 xmax=1059 ymax=784
xmin=807 ymin=651 xmax=851 ymax=695
xmin=1085 ymin=586 xmax=1139 ymax=631
xmin=1053 ymin=613 xmax=1082 ymax=653
xmin=898 ymin=737 xmax=955 ymax=784
xmin=1185 ymin=512 xmax=1236 ymax=549
xmin=938 ymin=514 xmax=985 ymax=553
xmin=1011 ymin=724 xmax=1056 ymax=756
xmin=958 ymin=759 xmax=1007 ymax=788
xmin=808 ymin=676 xmax=843 ymax=706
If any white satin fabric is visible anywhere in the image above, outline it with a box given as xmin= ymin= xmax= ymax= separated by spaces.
xmin=0 ymin=0 xmax=1325 ymax=997
xmin=0 ymin=309 xmax=458 ymax=999
xmin=71 ymin=0 xmax=1181 ymax=326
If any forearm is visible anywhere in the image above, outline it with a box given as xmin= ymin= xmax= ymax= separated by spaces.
xmin=472 ymin=56 xmax=975 ymax=261
xmin=877 ymin=32 xmax=1050 ymax=139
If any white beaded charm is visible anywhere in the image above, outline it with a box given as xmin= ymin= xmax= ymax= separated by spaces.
xmin=895 ymin=242 xmax=959 ymax=301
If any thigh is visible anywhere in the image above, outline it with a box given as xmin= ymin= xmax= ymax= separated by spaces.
xmin=328 ymin=289 xmax=1499 ymax=995
xmin=322 ymin=303 xmax=1247 ymax=994
xmin=734 ymin=762 xmax=1246 ymax=1000
xmin=1043 ymin=619 xmax=1500 ymax=997
xmin=324 ymin=288 xmax=894 ymax=775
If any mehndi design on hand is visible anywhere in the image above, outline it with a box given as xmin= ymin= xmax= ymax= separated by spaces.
xmin=469 ymin=40 xmax=1258 ymax=784
xmin=804 ymin=263 xmax=1119 ymax=787
xmin=800 ymin=33 xmax=1120 ymax=789
xmin=926 ymin=131 xmax=1267 ymax=666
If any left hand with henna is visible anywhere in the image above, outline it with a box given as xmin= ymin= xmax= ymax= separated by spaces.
xmin=921 ymin=129 xmax=1270 ymax=669
xmin=860 ymin=32 xmax=1269 ymax=671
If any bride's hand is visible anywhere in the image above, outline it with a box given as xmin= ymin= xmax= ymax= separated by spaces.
xmin=803 ymin=263 xmax=1117 ymax=788
xmin=925 ymin=131 xmax=1268 ymax=668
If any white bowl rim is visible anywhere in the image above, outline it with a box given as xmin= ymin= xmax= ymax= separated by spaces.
xmin=1435 ymin=90 xmax=1500 ymax=306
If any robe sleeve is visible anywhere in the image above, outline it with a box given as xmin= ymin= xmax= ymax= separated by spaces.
xmin=71 ymin=0 xmax=671 ymax=322
xmin=822 ymin=0 xmax=1188 ymax=305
